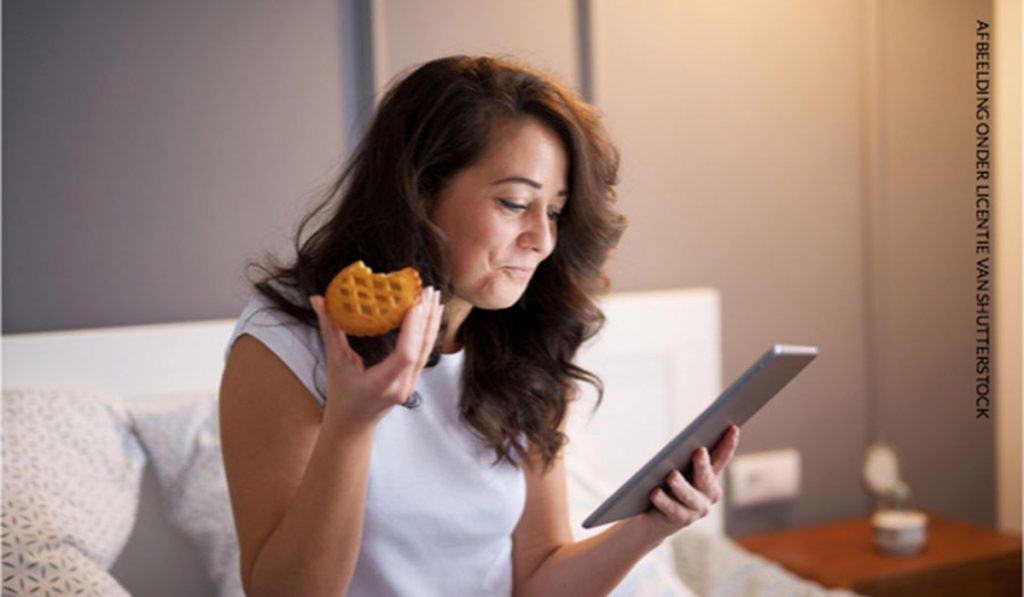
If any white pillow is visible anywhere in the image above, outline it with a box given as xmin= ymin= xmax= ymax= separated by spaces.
xmin=2 ymin=387 xmax=146 ymax=596
xmin=564 ymin=422 xmax=697 ymax=597
xmin=127 ymin=390 xmax=244 ymax=597
xmin=672 ymin=528 xmax=864 ymax=597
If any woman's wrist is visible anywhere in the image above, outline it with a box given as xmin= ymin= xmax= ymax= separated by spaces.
xmin=616 ymin=512 xmax=670 ymax=554
xmin=321 ymin=399 xmax=388 ymax=439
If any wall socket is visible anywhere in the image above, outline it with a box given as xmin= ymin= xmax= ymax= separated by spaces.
xmin=728 ymin=448 xmax=801 ymax=508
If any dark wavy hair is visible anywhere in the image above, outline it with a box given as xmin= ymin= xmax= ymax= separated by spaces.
xmin=247 ymin=55 xmax=626 ymax=469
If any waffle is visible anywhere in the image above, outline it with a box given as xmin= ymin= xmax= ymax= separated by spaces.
xmin=325 ymin=260 xmax=423 ymax=336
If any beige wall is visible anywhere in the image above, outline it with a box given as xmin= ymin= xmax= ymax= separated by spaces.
xmin=372 ymin=0 xmax=579 ymax=94
xmin=591 ymin=0 xmax=870 ymax=535
xmin=994 ymin=0 xmax=1022 ymax=533
xmin=590 ymin=0 xmax=1007 ymax=535
xmin=869 ymin=0 xmax=997 ymax=527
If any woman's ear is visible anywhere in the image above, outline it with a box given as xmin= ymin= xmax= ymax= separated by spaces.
xmin=422 ymin=193 xmax=438 ymax=219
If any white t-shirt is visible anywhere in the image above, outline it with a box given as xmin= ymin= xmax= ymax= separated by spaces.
xmin=225 ymin=290 xmax=527 ymax=596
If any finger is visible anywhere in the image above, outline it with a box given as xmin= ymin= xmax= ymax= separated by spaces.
xmin=392 ymin=288 xmax=432 ymax=398
xmin=378 ymin=290 xmax=429 ymax=382
xmin=413 ymin=288 xmax=441 ymax=373
xmin=423 ymin=289 xmax=443 ymax=352
xmin=334 ymin=320 xmax=364 ymax=370
xmin=650 ymin=486 xmax=701 ymax=526
xmin=310 ymin=295 xmax=340 ymax=353
xmin=394 ymin=292 xmax=427 ymax=353
xmin=691 ymin=448 xmax=723 ymax=505
xmin=310 ymin=295 xmax=362 ymax=371
xmin=402 ymin=288 xmax=442 ymax=395
xmin=666 ymin=469 xmax=712 ymax=517
xmin=710 ymin=424 xmax=741 ymax=476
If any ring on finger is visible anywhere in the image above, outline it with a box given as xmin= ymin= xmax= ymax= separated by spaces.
xmin=402 ymin=391 xmax=422 ymax=409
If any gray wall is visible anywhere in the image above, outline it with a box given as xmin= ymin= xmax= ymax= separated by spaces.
xmin=3 ymin=0 xmax=1000 ymax=538
xmin=3 ymin=0 xmax=353 ymax=331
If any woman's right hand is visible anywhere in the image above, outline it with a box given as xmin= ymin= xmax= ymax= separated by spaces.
xmin=309 ymin=287 xmax=443 ymax=429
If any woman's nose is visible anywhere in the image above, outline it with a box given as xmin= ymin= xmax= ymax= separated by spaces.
xmin=518 ymin=205 xmax=555 ymax=255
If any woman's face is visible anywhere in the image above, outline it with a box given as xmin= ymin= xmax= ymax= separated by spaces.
xmin=430 ymin=117 xmax=569 ymax=311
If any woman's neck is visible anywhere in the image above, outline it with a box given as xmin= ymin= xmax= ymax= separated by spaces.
xmin=440 ymin=296 xmax=472 ymax=353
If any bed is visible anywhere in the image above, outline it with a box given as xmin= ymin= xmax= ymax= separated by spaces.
xmin=2 ymin=288 xmax=859 ymax=596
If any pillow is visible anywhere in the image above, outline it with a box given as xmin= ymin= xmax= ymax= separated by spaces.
xmin=127 ymin=390 xmax=244 ymax=597
xmin=672 ymin=528 xmax=864 ymax=597
xmin=564 ymin=419 xmax=698 ymax=597
xmin=2 ymin=387 xmax=146 ymax=596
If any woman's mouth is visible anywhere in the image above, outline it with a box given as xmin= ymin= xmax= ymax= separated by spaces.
xmin=501 ymin=266 xmax=534 ymax=281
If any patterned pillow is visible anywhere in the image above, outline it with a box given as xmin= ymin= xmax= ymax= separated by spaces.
xmin=2 ymin=388 xmax=146 ymax=596
xmin=128 ymin=390 xmax=244 ymax=597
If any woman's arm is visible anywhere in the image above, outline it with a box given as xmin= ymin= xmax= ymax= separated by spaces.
xmin=219 ymin=290 xmax=442 ymax=596
xmin=511 ymin=424 xmax=741 ymax=597
xmin=220 ymin=335 xmax=375 ymax=596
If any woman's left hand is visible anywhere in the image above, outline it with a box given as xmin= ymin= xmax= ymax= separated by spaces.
xmin=637 ymin=424 xmax=741 ymax=541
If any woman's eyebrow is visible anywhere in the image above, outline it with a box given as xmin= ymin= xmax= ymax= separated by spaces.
xmin=490 ymin=176 xmax=569 ymax=197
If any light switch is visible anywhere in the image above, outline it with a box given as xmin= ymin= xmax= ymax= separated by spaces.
xmin=728 ymin=448 xmax=801 ymax=508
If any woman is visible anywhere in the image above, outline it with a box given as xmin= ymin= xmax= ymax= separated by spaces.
xmin=220 ymin=54 xmax=740 ymax=596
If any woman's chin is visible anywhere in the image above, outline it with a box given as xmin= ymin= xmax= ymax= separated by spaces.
xmin=460 ymin=278 xmax=531 ymax=311
xmin=476 ymin=296 xmax=523 ymax=311
xmin=471 ymin=288 xmax=528 ymax=311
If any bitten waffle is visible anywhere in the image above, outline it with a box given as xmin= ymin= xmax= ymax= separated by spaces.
xmin=325 ymin=260 xmax=422 ymax=336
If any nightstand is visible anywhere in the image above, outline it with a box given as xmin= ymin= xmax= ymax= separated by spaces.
xmin=735 ymin=513 xmax=1022 ymax=596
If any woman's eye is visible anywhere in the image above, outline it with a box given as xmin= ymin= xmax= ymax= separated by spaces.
xmin=498 ymin=198 xmax=527 ymax=211
xmin=498 ymin=198 xmax=560 ymax=221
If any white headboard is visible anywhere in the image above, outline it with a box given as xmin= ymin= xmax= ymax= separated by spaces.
xmin=572 ymin=288 xmax=723 ymax=535
xmin=3 ymin=319 xmax=237 ymax=396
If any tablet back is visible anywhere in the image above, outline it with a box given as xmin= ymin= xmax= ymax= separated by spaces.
xmin=582 ymin=344 xmax=817 ymax=528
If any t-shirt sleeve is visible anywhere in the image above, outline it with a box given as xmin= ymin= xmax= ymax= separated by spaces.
xmin=224 ymin=294 xmax=328 ymax=406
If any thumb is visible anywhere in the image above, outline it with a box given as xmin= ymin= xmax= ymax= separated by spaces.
xmin=310 ymin=295 xmax=363 ymax=371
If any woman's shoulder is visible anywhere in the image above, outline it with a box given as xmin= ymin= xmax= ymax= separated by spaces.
xmin=229 ymin=283 xmax=308 ymax=339
xmin=224 ymin=282 xmax=326 ymax=399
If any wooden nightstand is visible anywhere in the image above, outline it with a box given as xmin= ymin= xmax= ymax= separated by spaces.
xmin=735 ymin=514 xmax=1022 ymax=596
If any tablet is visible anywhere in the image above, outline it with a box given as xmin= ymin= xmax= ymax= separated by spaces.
xmin=581 ymin=344 xmax=818 ymax=528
